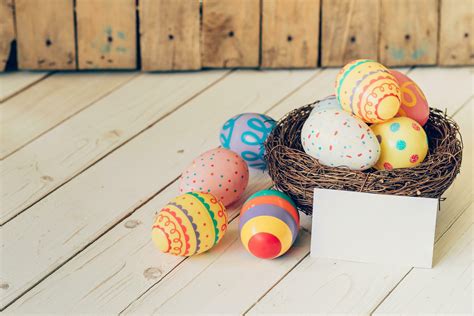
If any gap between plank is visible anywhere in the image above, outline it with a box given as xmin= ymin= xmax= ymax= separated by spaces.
xmin=1 ymin=70 xmax=232 ymax=226
xmin=0 ymin=72 xmax=141 ymax=161
xmin=0 ymin=72 xmax=53 ymax=104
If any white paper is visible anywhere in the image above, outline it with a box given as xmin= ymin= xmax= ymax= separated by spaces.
xmin=310 ymin=189 xmax=438 ymax=268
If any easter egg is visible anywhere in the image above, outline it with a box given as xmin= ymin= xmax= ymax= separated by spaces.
xmin=179 ymin=148 xmax=249 ymax=206
xmin=152 ymin=192 xmax=227 ymax=256
xmin=301 ymin=108 xmax=381 ymax=170
xmin=371 ymin=117 xmax=428 ymax=170
xmin=220 ymin=113 xmax=276 ymax=170
xmin=239 ymin=189 xmax=299 ymax=259
xmin=390 ymin=70 xmax=430 ymax=126
xmin=310 ymin=95 xmax=341 ymax=116
xmin=335 ymin=59 xmax=401 ymax=123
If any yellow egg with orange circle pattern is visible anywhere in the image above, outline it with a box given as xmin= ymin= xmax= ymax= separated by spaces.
xmin=371 ymin=117 xmax=428 ymax=170
xmin=152 ymin=192 xmax=227 ymax=256
xmin=335 ymin=59 xmax=401 ymax=123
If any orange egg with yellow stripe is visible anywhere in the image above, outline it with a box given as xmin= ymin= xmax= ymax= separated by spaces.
xmin=239 ymin=189 xmax=299 ymax=259
xmin=335 ymin=59 xmax=401 ymax=123
xmin=152 ymin=192 xmax=227 ymax=256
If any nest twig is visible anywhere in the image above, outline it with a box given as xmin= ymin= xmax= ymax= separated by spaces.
xmin=264 ymin=101 xmax=463 ymax=215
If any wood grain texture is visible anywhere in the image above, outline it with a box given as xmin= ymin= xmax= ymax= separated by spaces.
xmin=7 ymin=174 xmax=273 ymax=314
xmin=0 ymin=0 xmax=15 ymax=71
xmin=202 ymin=0 xmax=260 ymax=68
xmin=0 ymin=70 xmax=315 ymax=310
xmin=139 ymin=0 xmax=201 ymax=71
xmin=0 ymin=72 xmax=49 ymax=102
xmin=125 ymin=224 xmax=310 ymax=314
xmin=15 ymin=0 xmax=76 ymax=70
xmin=438 ymin=0 xmax=474 ymax=65
xmin=321 ymin=0 xmax=379 ymax=66
xmin=6 ymin=69 xmax=320 ymax=314
xmin=261 ymin=0 xmax=320 ymax=68
xmin=0 ymin=71 xmax=225 ymax=225
xmin=76 ymin=0 xmax=137 ymax=69
xmin=0 ymin=72 xmax=136 ymax=160
xmin=379 ymin=0 xmax=438 ymax=66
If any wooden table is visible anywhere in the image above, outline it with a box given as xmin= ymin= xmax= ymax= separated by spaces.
xmin=1 ymin=67 xmax=472 ymax=314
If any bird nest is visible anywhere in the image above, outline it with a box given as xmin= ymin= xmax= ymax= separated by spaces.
xmin=264 ymin=101 xmax=463 ymax=215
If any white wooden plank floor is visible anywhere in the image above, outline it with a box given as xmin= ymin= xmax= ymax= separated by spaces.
xmin=0 ymin=67 xmax=472 ymax=315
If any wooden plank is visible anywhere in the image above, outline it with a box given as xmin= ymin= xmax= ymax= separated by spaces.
xmin=15 ymin=0 xmax=76 ymax=70
xmin=374 ymin=204 xmax=473 ymax=314
xmin=321 ymin=0 xmax=379 ymax=66
xmin=6 ymin=173 xmax=273 ymax=314
xmin=0 ymin=72 xmax=49 ymax=102
xmin=125 ymin=223 xmax=310 ymax=314
xmin=379 ymin=0 xmax=438 ymax=66
xmin=0 ymin=0 xmax=15 ymax=71
xmin=139 ymin=0 xmax=201 ymax=71
xmin=0 ymin=71 xmax=226 ymax=225
xmin=0 ymin=72 xmax=136 ymax=160
xmin=202 ymin=0 xmax=260 ymax=68
xmin=6 ymin=69 xmax=322 ymax=314
xmin=261 ymin=0 xmax=320 ymax=68
xmin=76 ymin=0 xmax=137 ymax=69
xmin=0 ymin=69 xmax=316 ymax=309
xmin=438 ymin=0 xmax=474 ymax=65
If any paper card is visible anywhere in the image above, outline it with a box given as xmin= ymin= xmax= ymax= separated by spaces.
xmin=310 ymin=189 xmax=439 ymax=268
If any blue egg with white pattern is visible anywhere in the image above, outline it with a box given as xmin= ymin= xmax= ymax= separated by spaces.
xmin=220 ymin=113 xmax=276 ymax=170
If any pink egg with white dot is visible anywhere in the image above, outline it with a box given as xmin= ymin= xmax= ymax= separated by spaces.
xmin=179 ymin=148 xmax=249 ymax=206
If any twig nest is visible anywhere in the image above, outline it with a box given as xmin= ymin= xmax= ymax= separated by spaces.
xmin=264 ymin=102 xmax=463 ymax=215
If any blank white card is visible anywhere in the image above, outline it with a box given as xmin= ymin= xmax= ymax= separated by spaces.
xmin=310 ymin=189 xmax=439 ymax=268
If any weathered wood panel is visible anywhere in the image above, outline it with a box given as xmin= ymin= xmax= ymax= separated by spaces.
xmin=0 ymin=71 xmax=225 ymax=226
xmin=438 ymin=0 xmax=474 ymax=65
xmin=15 ymin=0 xmax=76 ymax=70
xmin=261 ymin=0 xmax=320 ymax=68
xmin=0 ymin=72 xmax=49 ymax=102
xmin=76 ymin=0 xmax=137 ymax=69
xmin=379 ymin=0 xmax=438 ymax=66
xmin=202 ymin=0 xmax=260 ymax=68
xmin=321 ymin=0 xmax=379 ymax=66
xmin=140 ymin=0 xmax=201 ymax=71
xmin=0 ymin=72 xmax=136 ymax=160
xmin=0 ymin=0 xmax=15 ymax=71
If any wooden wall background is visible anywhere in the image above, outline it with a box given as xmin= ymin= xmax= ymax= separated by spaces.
xmin=0 ymin=0 xmax=472 ymax=72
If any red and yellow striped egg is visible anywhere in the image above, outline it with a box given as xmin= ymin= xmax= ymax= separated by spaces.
xmin=335 ymin=59 xmax=401 ymax=123
xmin=239 ymin=189 xmax=299 ymax=259
xmin=152 ymin=192 xmax=227 ymax=256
